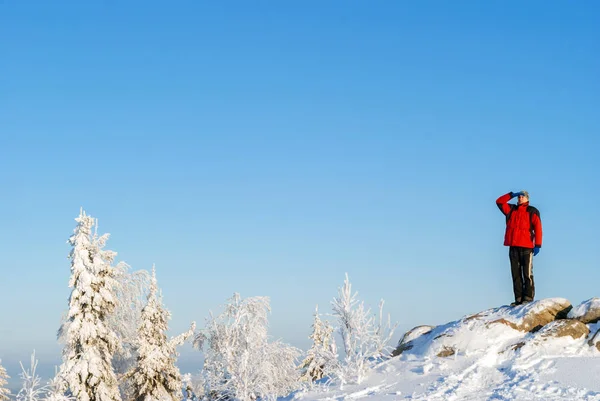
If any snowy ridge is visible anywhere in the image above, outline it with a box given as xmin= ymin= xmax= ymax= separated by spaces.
xmin=294 ymin=298 xmax=600 ymax=401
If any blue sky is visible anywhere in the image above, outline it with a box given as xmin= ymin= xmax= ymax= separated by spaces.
xmin=1 ymin=0 xmax=599 ymax=386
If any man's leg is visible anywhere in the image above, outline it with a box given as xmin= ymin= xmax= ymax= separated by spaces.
xmin=509 ymin=247 xmax=523 ymax=303
xmin=520 ymin=248 xmax=535 ymax=302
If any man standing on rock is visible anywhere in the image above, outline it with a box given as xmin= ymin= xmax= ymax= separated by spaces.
xmin=496 ymin=191 xmax=543 ymax=306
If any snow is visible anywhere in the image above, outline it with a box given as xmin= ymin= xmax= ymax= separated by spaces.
xmin=13 ymin=211 xmax=600 ymax=401
xmin=569 ymin=298 xmax=600 ymax=320
xmin=292 ymin=299 xmax=600 ymax=401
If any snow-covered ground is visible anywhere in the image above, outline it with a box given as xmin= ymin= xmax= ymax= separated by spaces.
xmin=293 ymin=299 xmax=600 ymax=401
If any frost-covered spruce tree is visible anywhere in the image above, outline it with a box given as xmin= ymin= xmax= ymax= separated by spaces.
xmin=0 ymin=359 xmax=10 ymax=401
xmin=58 ymin=210 xmax=122 ymax=401
xmin=194 ymin=293 xmax=301 ymax=401
xmin=57 ymin=243 xmax=152 ymax=399
xmin=299 ymin=305 xmax=337 ymax=383
xmin=331 ymin=273 xmax=397 ymax=385
xmin=124 ymin=266 xmax=195 ymax=401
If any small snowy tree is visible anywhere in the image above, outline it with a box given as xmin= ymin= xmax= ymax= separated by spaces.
xmin=194 ymin=293 xmax=301 ymax=401
xmin=0 ymin=359 xmax=11 ymax=401
xmin=259 ymin=340 xmax=303 ymax=398
xmin=181 ymin=373 xmax=200 ymax=401
xmin=58 ymin=210 xmax=122 ymax=401
xmin=331 ymin=273 xmax=397 ymax=385
xmin=299 ymin=305 xmax=337 ymax=383
xmin=124 ymin=266 xmax=196 ymax=401
xmin=17 ymin=351 xmax=47 ymax=401
xmin=45 ymin=368 xmax=75 ymax=401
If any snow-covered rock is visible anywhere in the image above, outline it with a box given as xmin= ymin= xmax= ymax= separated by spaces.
xmin=392 ymin=298 xmax=574 ymax=360
xmin=392 ymin=325 xmax=434 ymax=356
xmin=536 ymin=319 xmax=590 ymax=340
xmin=569 ymin=298 xmax=600 ymax=324
xmin=488 ymin=298 xmax=572 ymax=332
xmin=586 ymin=322 xmax=600 ymax=352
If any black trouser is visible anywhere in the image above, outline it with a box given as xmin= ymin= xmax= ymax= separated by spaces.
xmin=509 ymin=246 xmax=535 ymax=302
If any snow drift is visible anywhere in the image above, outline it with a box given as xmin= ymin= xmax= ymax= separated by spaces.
xmin=295 ymin=297 xmax=600 ymax=401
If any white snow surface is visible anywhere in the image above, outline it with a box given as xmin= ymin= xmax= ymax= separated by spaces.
xmin=292 ymin=298 xmax=600 ymax=401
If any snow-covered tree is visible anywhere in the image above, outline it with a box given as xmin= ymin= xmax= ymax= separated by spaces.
xmin=57 ymin=239 xmax=152 ymax=399
xmin=45 ymin=368 xmax=76 ymax=401
xmin=124 ymin=266 xmax=195 ymax=401
xmin=259 ymin=340 xmax=303 ymax=399
xmin=194 ymin=293 xmax=301 ymax=401
xmin=331 ymin=273 xmax=397 ymax=385
xmin=0 ymin=359 xmax=11 ymax=401
xmin=58 ymin=210 xmax=122 ymax=401
xmin=108 ymin=264 xmax=152 ymax=400
xmin=17 ymin=351 xmax=47 ymax=401
xmin=110 ymin=264 xmax=151 ymax=376
xmin=299 ymin=305 xmax=337 ymax=383
xmin=181 ymin=373 xmax=200 ymax=401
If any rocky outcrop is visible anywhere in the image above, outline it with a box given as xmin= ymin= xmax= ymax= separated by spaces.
xmin=489 ymin=298 xmax=572 ymax=332
xmin=392 ymin=297 xmax=600 ymax=361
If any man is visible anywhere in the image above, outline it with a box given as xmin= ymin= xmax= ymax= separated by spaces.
xmin=496 ymin=190 xmax=543 ymax=306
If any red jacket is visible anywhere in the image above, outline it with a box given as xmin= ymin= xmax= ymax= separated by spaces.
xmin=496 ymin=193 xmax=543 ymax=249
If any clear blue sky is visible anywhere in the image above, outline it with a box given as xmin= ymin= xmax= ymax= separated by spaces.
xmin=1 ymin=0 xmax=599 ymax=387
